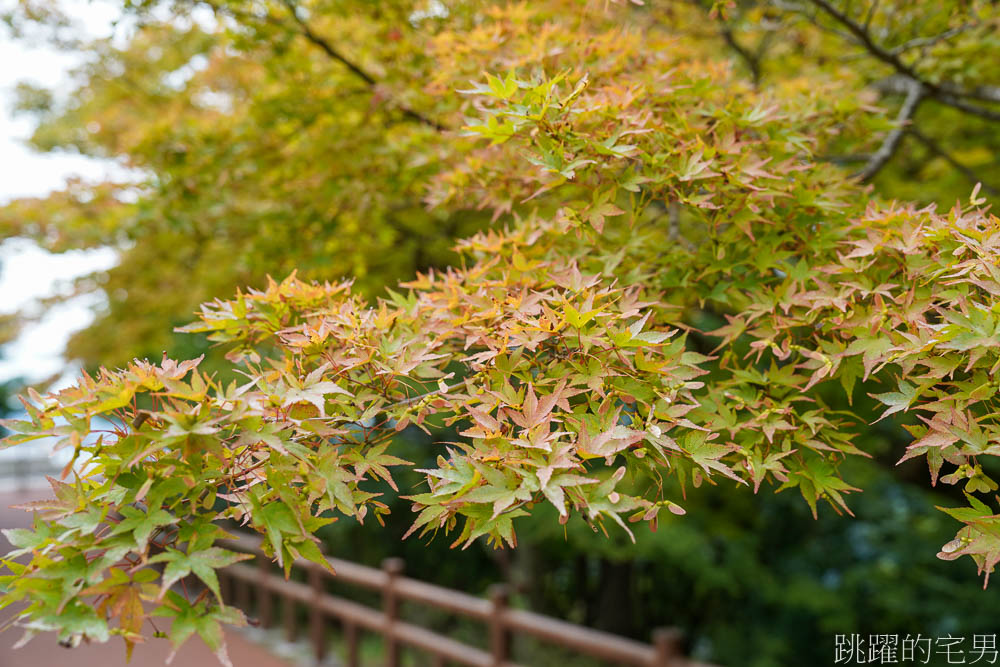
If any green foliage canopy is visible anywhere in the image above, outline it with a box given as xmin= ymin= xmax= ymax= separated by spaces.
xmin=1 ymin=0 xmax=999 ymax=663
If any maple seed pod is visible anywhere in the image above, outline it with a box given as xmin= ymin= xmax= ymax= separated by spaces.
xmin=131 ymin=411 xmax=150 ymax=429
xmin=941 ymin=539 xmax=964 ymax=554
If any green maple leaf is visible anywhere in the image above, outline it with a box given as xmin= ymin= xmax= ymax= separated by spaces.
xmin=871 ymin=380 xmax=918 ymax=422
xmin=149 ymin=547 xmax=251 ymax=603
xmin=38 ymin=599 xmax=110 ymax=645
xmin=109 ymin=506 xmax=178 ymax=551
xmin=2 ymin=516 xmax=55 ymax=559
xmin=249 ymin=491 xmax=306 ymax=572
xmin=153 ymin=592 xmax=245 ymax=667
xmin=781 ymin=457 xmax=860 ymax=519
xmin=683 ymin=432 xmax=744 ymax=484
xmin=937 ymin=502 xmax=1000 ymax=588
xmin=843 ymin=336 xmax=892 ymax=380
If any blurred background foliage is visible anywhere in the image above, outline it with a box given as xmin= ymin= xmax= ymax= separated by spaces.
xmin=312 ymin=396 xmax=1000 ymax=666
xmin=2 ymin=0 xmax=999 ymax=665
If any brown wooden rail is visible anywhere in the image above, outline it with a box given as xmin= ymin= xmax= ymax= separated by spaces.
xmin=217 ymin=534 xmax=707 ymax=667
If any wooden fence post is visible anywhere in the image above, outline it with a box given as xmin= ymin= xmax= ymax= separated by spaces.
xmin=309 ymin=566 xmax=327 ymax=665
xmin=14 ymin=457 xmax=27 ymax=493
xmin=220 ymin=572 xmax=232 ymax=605
xmin=652 ymin=627 xmax=683 ymax=666
xmin=344 ymin=622 xmax=360 ymax=667
xmin=284 ymin=593 xmax=298 ymax=644
xmin=216 ymin=536 xmax=705 ymax=667
xmin=235 ymin=576 xmax=250 ymax=612
xmin=257 ymin=556 xmax=273 ymax=628
xmin=488 ymin=584 xmax=511 ymax=666
xmin=382 ymin=557 xmax=405 ymax=667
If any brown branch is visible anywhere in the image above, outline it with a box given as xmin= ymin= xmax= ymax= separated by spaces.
xmin=861 ymin=0 xmax=880 ymax=32
xmin=206 ymin=0 xmax=446 ymax=132
xmin=820 ymin=153 xmax=871 ymax=165
xmin=949 ymin=84 xmax=1000 ymax=105
xmin=277 ymin=0 xmax=446 ymax=131
xmin=931 ymin=91 xmax=1000 ymax=122
xmin=805 ymin=0 xmax=928 ymax=80
xmin=873 ymin=75 xmax=1000 ymax=106
xmin=888 ymin=23 xmax=976 ymax=56
xmin=804 ymin=0 xmax=1000 ymax=122
xmin=856 ymin=79 xmax=924 ymax=182
xmin=907 ymin=128 xmax=999 ymax=197
xmin=282 ymin=3 xmax=375 ymax=85
xmin=719 ymin=27 xmax=762 ymax=86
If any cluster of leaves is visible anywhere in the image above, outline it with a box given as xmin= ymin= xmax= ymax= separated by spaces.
xmin=0 ymin=0 xmax=906 ymax=371
xmin=1 ymin=0 xmax=489 ymax=369
xmin=1 ymin=0 xmax=998 ymax=661
xmin=685 ymin=0 xmax=1000 ymax=202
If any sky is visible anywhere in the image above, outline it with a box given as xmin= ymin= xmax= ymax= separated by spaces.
xmin=0 ymin=0 xmax=123 ymax=385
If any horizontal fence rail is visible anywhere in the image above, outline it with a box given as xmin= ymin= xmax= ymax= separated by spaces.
xmin=218 ymin=533 xmax=708 ymax=667
xmin=0 ymin=455 xmax=66 ymax=492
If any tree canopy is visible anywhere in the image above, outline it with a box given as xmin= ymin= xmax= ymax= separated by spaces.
xmin=1 ymin=0 xmax=999 ymax=664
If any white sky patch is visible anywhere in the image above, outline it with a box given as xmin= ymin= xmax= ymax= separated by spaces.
xmin=0 ymin=0 xmax=125 ymax=387
xmin=410 ymin=0 xmax=450 ymax=24
xmin=0 ymin=239 xmax=117 ymax=382
xmin=0 ymin=238 xmax=117 ymax=311
xmin=0 ymin=0 xmax=127 ymax=203
xmin=162 ymin=52 xmax=210 ymax=90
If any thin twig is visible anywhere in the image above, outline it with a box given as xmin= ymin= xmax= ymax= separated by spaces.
xmin=278 ymin=0 xmax=445 ymax=131
xmin=820 ymin=153 xmax=871 ymax=165
xmin=932 ymin=91 xmax=1000 ymax=121
xmin=889 ymin=23 xmax=976 ymax=55
xmin=907 ymin=127 xmax=999 ymax=196
xmin=207 ymin=0 xmax=446 ymax=132
xmin=862 ymin=0 xmax=880 ymax=32
xmin=807 ymin=0 xmax=936 ymax=82
xmin=804 ymin=0 xmax=1000 ymax=122
xmin=873 ymin=76 xmax=1000 ymax=106
xmin=719 ymin=27 xmax=762 ymax=86
xmin=856 ymin=79 xmax=924 ymax=181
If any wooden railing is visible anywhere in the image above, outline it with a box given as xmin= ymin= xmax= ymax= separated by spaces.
xmin=0 ymin=453 xmax=65 ymax=492
xmin=218 ymin=534 xmax=704 ymax=667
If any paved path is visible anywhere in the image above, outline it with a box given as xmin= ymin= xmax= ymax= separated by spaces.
xmin=0 ymin=490 xmax=297 ymax=667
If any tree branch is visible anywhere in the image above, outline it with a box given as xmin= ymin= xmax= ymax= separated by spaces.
xmin=862 ymin=0 xmax=879 ymax=32
xmin=806 ymin=0 xmax=934 ymax=82
xmin=907 ymin=128 xmax=999 ymax=197
xmin=856 ymin=79 xmax=923 ymax=182
xmin=280 ymin=0 xmax=376 ymax=85
xmin=876 ymin=74 xmax=1000 ymax=106
xmin=888 ymin=23 xmax=976 ymax=56
xmin=804 ymin=0 xmax=1000 ymax=122
xmin=930 ymin=91 xmax=1000 ymax=122
xmin=277 ymin=0 xmax=446 ymax=131
xmin=719 ymin=27 xmax=762 ymax=86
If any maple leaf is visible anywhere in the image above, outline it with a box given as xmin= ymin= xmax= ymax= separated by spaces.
xmin=149 ymin=547 xmax=252 ymax=603
xmin=683 ymin=432 xmax=744 ymax=484
xmin=109 ymin=506 xmax=178 ymax=552
xmin=282 ymin=379 xmax=353 ymax=417
xmin=153 ymin=593 xmax=246 ymax=667
xmin=871 ymin=380 xmax=919 ymax=423
xmin=938 ymin=498 xmax=1000 ymax=588
xmin=586 ymin=202 xmax=624 ymax=233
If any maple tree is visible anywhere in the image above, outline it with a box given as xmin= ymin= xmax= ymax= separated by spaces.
xmin=1 ymin=0 xmax=999 ymax=663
